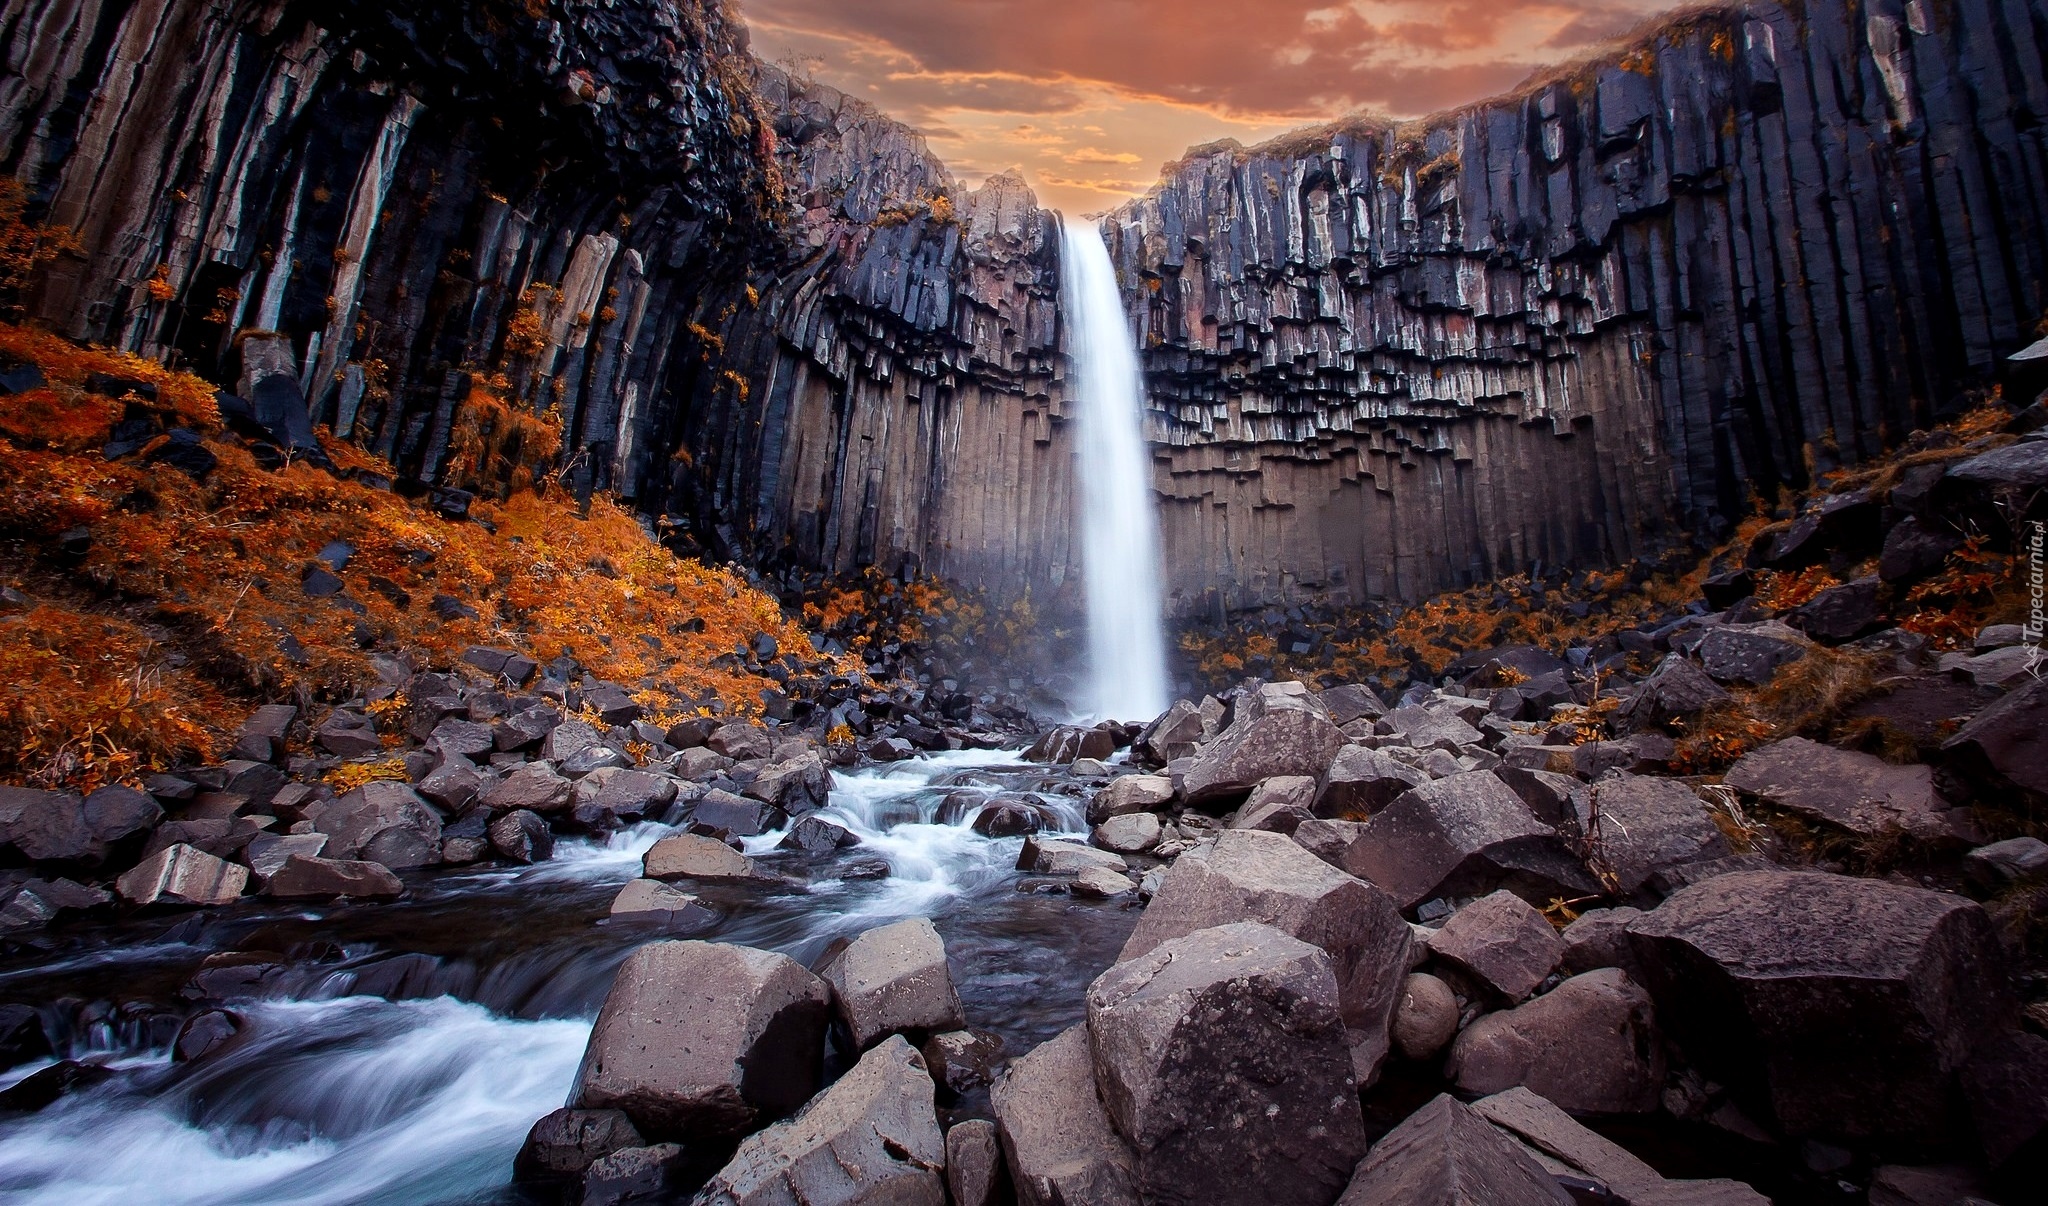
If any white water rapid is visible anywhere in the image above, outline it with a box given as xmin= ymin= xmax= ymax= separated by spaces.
xmin=1059 ymin=217 xmax=1171 ymax=723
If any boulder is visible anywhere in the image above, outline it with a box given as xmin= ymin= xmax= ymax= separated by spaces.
xmin=1132 ymin=701 xmax=1206 ymax=765
xmin=777 ymin=815 xmax=858 ymax=853
xmin=1314 ymin=746 xmax=1428 ymax=819
xmin=1335 ymin=1093 xmax=1571 ymax=1205
xmin=82 ymin=785 xmax=162 ymax=847
xmin=1617 ymin=655 xmax=1732 ymax=728
xmin=265 ymin=855 xmax=403 ymax=900
xmin=1180 ymin=708 xmax=1343 ymax=807
xmin=643 ymin=834 xmax=756 ymax=882
xmin=1017 ymin=837 xmax=1128 ymax=877
xmin=693 ymin=1034 xmax=944 ymax=1206
xmin=745 ymin=752 xmax=832 ymax=814
xmin=574 ymin=769 xmax=678 ymax=827
xmin=971 ymin=799 xmax=1043 ymax=837
xmin=920 ymin=1028 xmax=1007 ymax=1096
xmin=1964 ymin=836 xmax=2048 ymax=889
xmin=114 ymin=843 xmax=247 ymax=906
xmin=1378 ymin=705 xmax=1484 ymax=752
xmin=1087 ymin=921 xmax=1367 ymax=1206
xmin=1317 ymin=683 xmax=1387 ymax=726
xmin=1725 ymin=736 xmax=1967 ymax=842
xmin=946 ymin=1118 xmax=1007 ymax=1206
xmin=1472 ymin=1087 xmax=1767 ymax=1204
xmin=0 ymin=786 xmax=93 ymax=862
xmin=1880 ymin=516 xmax=1967 ymax=582
xmin=1942 ymin=676 xmax=2048 ymax=803
xmin=1625 ymin=871 xmax=2013 ymax=1141
xmin=570 ymin=940 xmax=830 ymax=1141
xmin=1572 ymin=774 xmax=1732 ymax=897
xmin=989 ymin=1025 xmax=1138 ymax=1206
xmin=1492 ymin=766 xmax=1580 ymax=826
xmin=1445 ymin=969 xmax=1665 ymax=1114
xmin=1390 ymin=973 xmax=1460 ymax=1061
xmin=1087 ymin=774 xmax=1173 ymax=824
xmin=1959 ymin=1029 xmax=2047 ymax=1177
xmin=1424 ymin=890 xmax=1564 ymax=1003
xmin=1093 ymin=812 xmax=1162 ymax=854
xmin=1229 ymin=775 xmax=1317 ymax=833
xmin=708 ymin=723 xmax=772 ymax=761
xmin=1026 ymin=725 xmax=1116 ymax=764
xmin=690 ymin=789 xmax=785 ymax=838
xmin=1867 ymin=1164 xmax=1995 ymax=1206
xmin=309 ymin=782 xmax=443 ymax=860
xmin=488 ymin=809 xmax=554 ymax=864
xmin=1118 ymin=830 xmax=1411 ymax=1079
xmin=416 ymin=760 xmax=482 ymax=813
xmin=817 ymin=917 xmax=966 ymax=1050
xmin=1790 ymin=578 xmax=1884 ymax=643
xmin=1339 ymin=772 xmax=1598 ymax=912
xmin=607 ymin=878 xmax=715 ymax=927
xmin=1694 ymin=628 xmax=1807 ymax=686
xmin=581 ymin=1143 xmax=686 ymax=1205
xmin=315 ymin=713 xmax=382 ymax=756
xmin=513 ymin=1107 xmax=644 ymax=1184
xmin=1072 ymin=865 xmax=1137 ymax=899
xmin=1559 ymin=907 xmax=1647 ymax=979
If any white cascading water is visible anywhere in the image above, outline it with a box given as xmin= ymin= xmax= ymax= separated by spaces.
xmin=1059 ymin=217 xmax=1170 ymax=722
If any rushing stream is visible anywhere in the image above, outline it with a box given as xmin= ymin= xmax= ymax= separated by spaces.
xmin=0 ymin=750 xmax=1137 ymax=1205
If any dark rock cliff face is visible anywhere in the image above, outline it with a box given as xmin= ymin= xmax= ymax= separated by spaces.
xmin=0 ymin=0 xmax=775 ymax=488
xmin=1105 ymin=0 xmax=2048 ymax=608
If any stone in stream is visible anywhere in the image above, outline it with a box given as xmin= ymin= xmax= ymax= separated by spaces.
xmin=573 ymin=769 xmax=679 ymax=830
xmin=608 ymin=879 xmax=715 ymax=928
xmin=481 ymin=761 xmax=574 ymax=813
xmin=1724 ymin=736 xmax=1971 ymax=843
xmin=571 ymin=940 xmax=830 ymax=1141
xmin=1423 ymin=890 xmax=1563 ymax=1003
xmin=1026 ymin=725 xmax=1116 ymax=765
xmin=1472 ymin=1087 xmax=1767 ymax=1204
xmin=1445 ymin=968 xmax=1666 ymax=1114
xmin=946 ymin=1118 xmax=1007 ymax=1206
xmin=1337 ymin=771 xmax=1598 ymax=912
xmin=971 ymin=799 xmax=1043 ymax=837
xmin=643 ymin=833 xmax=757 ymax=882
xmin=1119 ymin=829 xmax=1411 ymax=1082
xmin=581 ymin=1143 xmax=687 ymax=1205
xmin=777 ymin=815 xmax=858 ymax=853
xmin=1071 ymin=865 xmax=1137 ymax=899
xmin=1625 ymin=870 xmax=2013 ymax=1141
xmin=693 ymin=1034 xmax=944 ymax=1206
xmin=173 ymin=1009 xmax=241 ymax=1062
xmin=1571 ymin=774 xmax=1732 ymax=898
xmin=514 ymin=1107 xmax=645 ymax=1184
xmin=266 ymin=855 xmax=404 ymax=900
xmin=1390 ymin=973 xmax=1460 ymax=1061
xmin=1335 ymin=1093 xmax=1571 ymax=1205
xmin=487 ymin=809 xmax=554 ymax=864
xmin=990 ymin=1025 xmax=1138 ymax=1206
xmin=1087 ymin=774 xmax=1174 ymax=824
xmin=1179 ymin=707 xmax=1343 ymax=808
xmin=744 ymin=752 xmax=831 ymax=815
xmin=1314 ymin=747 xmax=1428 ymax=819
xmin=921 ymin=1028 xmax=1007 ymax=1096
xmin=816 ymin=917 xmax=965 ymax=1050
xmin=1229 ymin=775 xmax=1318 ymax=833
xmin=1092 ymin=812 xmax=1161 ymax=854
xmin=1086 ymin=921 xmax=1366 ymax=1206
xmin=115 ymin=843 xmax=247 ymax=906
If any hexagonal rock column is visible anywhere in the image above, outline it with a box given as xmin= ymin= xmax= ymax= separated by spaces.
xmin=1087 ymin=921 xmax=1367 ymax=1206
xmin=694 ymin=1035 xmax=945 ymax=1206
xmin=1118 ymin=829 xmax=1411 ymax=1080
xmin=1336 ymin=1093 xmax=1571 ymax=1205
xmin=991 ymin=1024 xmax=1138 ymax=1206
xmin=570 ymin=940 xmax=829 ymax=1142
xmin=1445 ymin=968 xmax=1667 ymax=1114
xmin=1625 ymin=870 xmax=2013 ymax=1142
xmin=817 ymin=917 xmax=966 ymax=1050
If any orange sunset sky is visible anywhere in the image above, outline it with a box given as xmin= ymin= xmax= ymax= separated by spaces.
xmin=741 ymin=0 xmax=1688 ymax=214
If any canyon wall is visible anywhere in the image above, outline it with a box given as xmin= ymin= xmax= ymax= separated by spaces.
xmin=1107 ymin=0 xmax=2048 ymax=609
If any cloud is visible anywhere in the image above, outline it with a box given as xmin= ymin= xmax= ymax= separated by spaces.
xmin=1065 ymin=147 xmax=1143 ymax=165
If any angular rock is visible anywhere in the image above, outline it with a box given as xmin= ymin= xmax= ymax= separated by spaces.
xmin=643 ymin=834 xmax=756 ymax=882
xmin=1093 ymin=812 xmax=1162 ymax=854
xmin=990 ymin=1025 xmax=1138 ymax=1206
xmin=1315 ymin=746 xmax=1429 ymax=819
xmin=0 ymin=786 xmax=93 ymax=863
xmin=266 ymin=855 xmax=404 ymax=900
xmin=1425 ymin=890 xmax=1565 ymax=1003
xmin=1695 ymin=628 xmax=1807 ymax=686
xmin=315 ymin=712 xmax=383 ymax=757
xmin=1572 ymin=774 xmax=1732 ymax=897
xmin=694 ymin=1034 xmax=944 ymax=1206
xmin=1964 ymin=836 xmax=2048 ymax=889
xmin=582 ymin=1143 xmax=686 ymax=1206
xmin=1087 ymin=774 xmax=1174 ymax=824
xmin=82 ymin=785 xmax=162 ymax=847
xmin=1625 ymin=870 xmax=2013 ymax=1140
xmin=1790 ymin=578 xmax=1884 ymax=643
xmin=946 ymin=1117 xmax=1006 ymax=1206
xmin=242 ymin=831 xmax=328 ymax=881
xmin=1943 ymin=676 xmax=2048 ymax=803
xmin=920 ymin=1027 xmax=1006 ymax=1095
xmin=1072 ymin=865 xmax=1136 ymax=899
xmin=477 ymin=763 xmax=569 ymax=816
xmin=571 ymin=940 xmax=830 ymax=1140
xmin=1336 ymin=1093 xmax=1571 ymax=1205
xmin=1390 ymin=972 xmax=1460 ymax=1061
xmin=1473 ymin=1087 xmax=1767 ymax=1204
xmin=1340 ymin=772 xmax=1598 ymax=912
xmin=1378 ymin=705 xmax=1484 ymax=753
xmin=1618 ymin=655 xmax=1732 ymax=728
xmin=1230 ymin=775 xmax=1318 ymax=833
xmin=818 ymin=917 xmax=965 ymax=1049
xmin=1867 ymin=1164 xmax=1995 ymax=1206
xmin=1317 ymin=683 xmax=1388 ymax=726
xmin=1725 ymin=736 xmax=1965 ymax=842
xmin=1559 ymin=907 xmax=1646 ymax=979
xmin=1959 ymin=1029 xmax=2048 ymax=1176
xmin=608 ymin=878 xmax=714 ymax=927
xmin=971 ymin=798 xmax=1043 ymax=837
xmin=1133 ymin=701 xmax=1205 ymax=765
xmin=704 ymin=722 xmax=769 ymax=761
xmin=514 ymin=1107 xmax=644 ymax=1183
xmin=488 ymin=809 xmax=554 ymax=864
xmin=1180 ymin=708 xmax=1343 ymax=808
xmin=1027 ymin=725 xmax=1116 ymax=764
xmin=114 ymin=843 xmax=247 ymax=906
xmin=1017 ymin=836 xmax=1128 ymax=877
xmin=309 ymin=781 xmax=443 ymax=861
xmin=416 ymin=759 xmax=482 ymax=812
xmin=543 ymin=719 xmax=604 ymax=762
xmin=1446 ymin=968 xmax=1665 ymax=1114
xmin=1087 ymin=921 xmax=1366 ymax=1206
xmin=1119 ymin=829 xmax=1411 ymax=1077
xmin=744 ymin=752 xmax=832 ymax=815
xmin=778 ymin=815 xmax=858 ymax=853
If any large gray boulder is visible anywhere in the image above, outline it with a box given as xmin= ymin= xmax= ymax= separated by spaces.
xmin=308 ymin=781 xmax=443 ymax=862
xmin=482 ymin=761 xmax=574 ymax=813
xmin=990 ymin=1026 xmax=1137 ymax=1206
xmin=817 ymin=917 xmax=966 ymax=1050
xmin=266 ymin=855 xmax=403 ymax=900
xmin=1118 ymin=829 xmax=1411 ymax=1079
xmin=114 ymin=843 xmax=247 ymax=906
xmin=1180 ymin=707 xmax=1342 ymax=808
xmin=571 ymin=941 xmax=830 ymax=1141
xmin=0 ymin=787 xmax=96 ymax=863
xmin=1087 ymin=921 xmax=1367 ymax=1206
xmin=1445 ymin=969 xmax=1666 ymax=1114
xmin=1625 ymin=871 xmax=2013 ymax=1141
xmin=1473 ymin=1087 xmax=1767 ymax=1204
xmin=1571 ymin=774 xmax=1732 ymax=898
xmin=1314 ymin=746 xmax=1428 ymax=819
xmin=692 ymin=1034 xmax=944 ymax=1206
xmin=1133 ymin=701 xmax=1205 ymax=765
xmin=1088 ymin=774 xmax=1174 ymax=824
xmin=745 ymin=752 xmax=832 ymax=815
xmin=1336 ymin=1093 xmax=1572 ymax=1205
xmin=1725 ymin=737 xmax=1970 ymax=842
xmin=1377 ymin=705 xmax=1484 ymax=752
xmin=946 ymin=1118 xmax=1007 ymax=1206
xmin=1942 ymin=676 xmax=2048 ymax=804
xmin=643 ymin=833 xmax=758 ymax=882
xmin=1338 ymin=772 xmax=1597 ymax=911
xmin=1424 ymin=890 xmax=1564 ymax=1003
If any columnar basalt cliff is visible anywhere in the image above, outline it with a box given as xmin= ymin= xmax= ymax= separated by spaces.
xmin=1106 ymin=0 xmax=2048 ymax=608
xmin=0 ymin=0 xmax=777 ymax=491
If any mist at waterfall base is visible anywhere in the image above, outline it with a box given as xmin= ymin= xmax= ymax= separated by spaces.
xmin=0 ymin=750 xmax=1133 ymax=1205
xmin=1059 ymin=218 xmax=1172 ymax=724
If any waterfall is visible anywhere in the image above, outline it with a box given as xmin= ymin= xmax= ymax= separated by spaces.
xmin=1059 ymin=218 xmax=1170 ymax=722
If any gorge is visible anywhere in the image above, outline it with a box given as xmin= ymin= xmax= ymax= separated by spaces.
xmin=1 ymin=1 xmax=2046 ymax=1204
